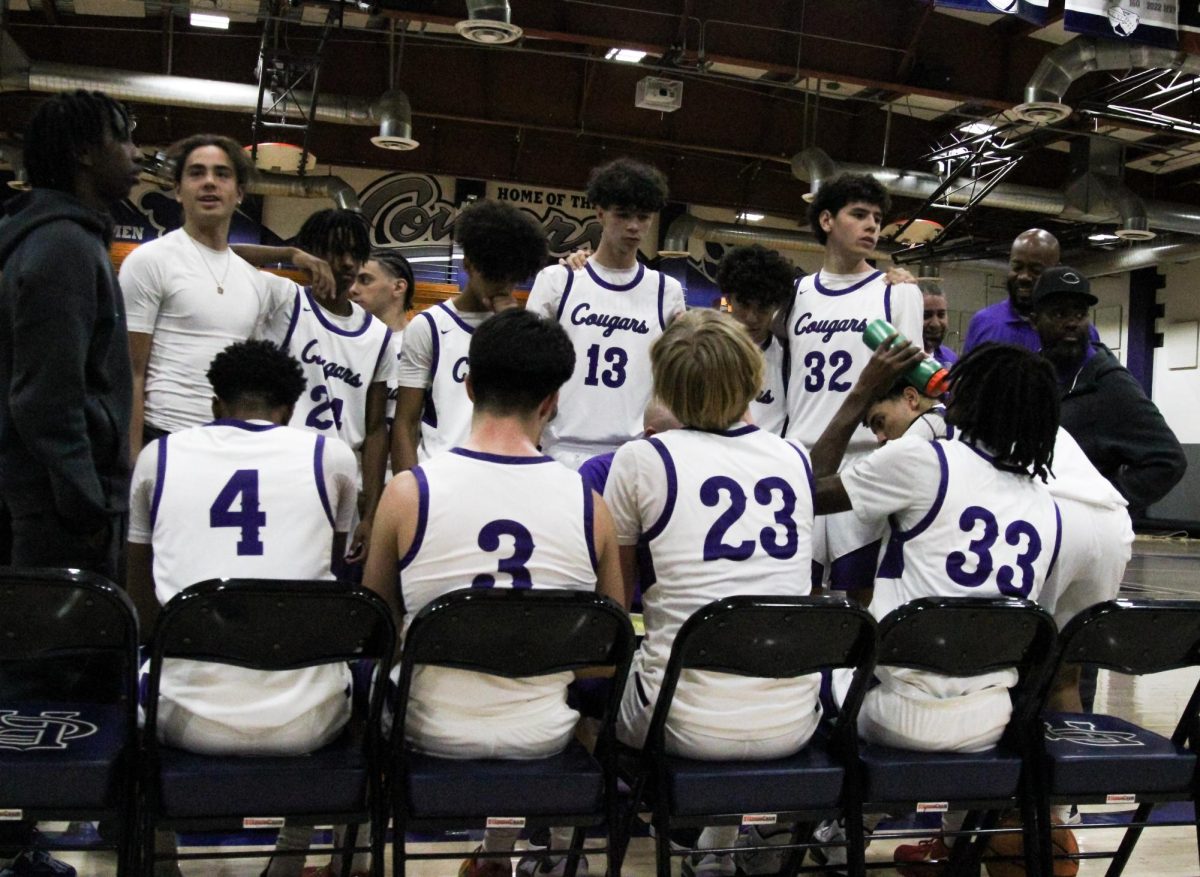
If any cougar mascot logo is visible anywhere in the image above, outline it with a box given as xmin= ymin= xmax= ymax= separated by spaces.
xmin=0 ymin=710 xmax=100 ymax=751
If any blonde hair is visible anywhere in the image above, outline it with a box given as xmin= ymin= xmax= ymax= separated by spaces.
xmin=651 ymin=309 xmax=764 ymax=430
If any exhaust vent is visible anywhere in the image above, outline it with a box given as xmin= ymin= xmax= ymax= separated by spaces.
xmin=371 ymin=89 xmax=418 ymax=151
xmin=454 ymin=0 xmax=522 ymax=45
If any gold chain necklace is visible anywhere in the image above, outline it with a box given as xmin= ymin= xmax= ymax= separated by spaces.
xmin=185 ymin=231 xmax=232 ymax=295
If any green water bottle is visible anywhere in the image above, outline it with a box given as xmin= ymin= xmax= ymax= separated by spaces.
xmin=862 ymin=318 xmax=950 ymax=397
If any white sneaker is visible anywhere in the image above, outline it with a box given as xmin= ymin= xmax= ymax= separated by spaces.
xmin=733 ymin=825 xmax=793 ymax=875
xmin=807 ymin=819 xmax=847 ymax=875
xmin=515 ymin=853 xmax=589 ymax=877
xmin=680 ymin=852 xmax=735 ymax=877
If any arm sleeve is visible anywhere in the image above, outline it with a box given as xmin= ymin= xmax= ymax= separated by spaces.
xmin=1095 ymin=370 xmax=1187 ymax=508
xmin=118 ymin=244 xmax=165 ymax=334
xmin=10 ymin=236 xmax=111 ymax=529
xmin=604 ymin=440 xmax=668 ymax=547
xmin=891 ymin=283 xmax=924 ymax=347
xmin=395 ymin=314 xmax=435 ymax=389
xmin=525 ymin=266 xmax=568 ymax=320
xmin=127 ymin=445 xmax=158 ymax=544
xmin=840 ymin=437 xmax=940 ymax=525
xmin=324 ymin=437 xmax=360 ymax=533
xmin=663 ymin=276 xmax=687 ymax=322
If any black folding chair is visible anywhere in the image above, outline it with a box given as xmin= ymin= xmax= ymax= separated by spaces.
xmin=389 ymin=588 xmax=635 ymax=877
xmin=0 ymin=567 xmax=139 ymax=873
xmin=856 ymin=597 xmax=1057 ymax=876
xmin=141 ymin=578 xmax=395 ymax=877
xmin=617 ymin=595 xmax=878 ymax=877
xmin=1033 ymin=598 xmax=1200 ymax=877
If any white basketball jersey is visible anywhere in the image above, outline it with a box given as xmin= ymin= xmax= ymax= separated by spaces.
xmin=631 ymin=426 xmax=818 ymax=738
xmin=414 ymin=302 xmax=474 ymax=461
xmin=385 ymin=328 xmax=405 ymax=428
xmin=280 ymin=288 xmax=395 ymax=452
xmin=145 ymin=421 xmax=354 ymax=734
xmin=399 ymin=448 xmax=598 ymax=748
xmin=785 ymin=271 xmax=923 ymax=453
xmin=749 ymin=335 xmax=790 ymax=436
xmin=541 ymin=263 xmax=675 ymax=456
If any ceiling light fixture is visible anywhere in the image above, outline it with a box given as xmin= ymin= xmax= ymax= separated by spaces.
xmin=959 ymin=120 xmax=997 ymax=136
xmin=737 ymin=211 xmax=765 ymax=222
xmin=606 ymin=48 xmax=646 ymax=63
xmin=190 ymin=11 xmax=230 ymax=28
xmin=1088 ymin=232 xmax=1121 ymax=243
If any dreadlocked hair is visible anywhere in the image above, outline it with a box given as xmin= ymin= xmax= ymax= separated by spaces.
xmin=296 ymin=208 xmax=370 ymax=264
xmin=24 ymin=90 xmax=133 ymax=193
xmin=947 ymin=342 xmax=1059 ymax=482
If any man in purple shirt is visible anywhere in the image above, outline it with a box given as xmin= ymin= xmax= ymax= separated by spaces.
xmin=922 ymin=284 xmax=957 ymax=366
xmin=962 ymin=228 xmax=1098 ymax=354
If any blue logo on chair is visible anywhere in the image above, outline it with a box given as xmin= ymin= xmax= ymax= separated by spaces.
xmin=0 ymin=710 xmax=100 ymax=751
xmin=1043 ymin=719 xmax=1143 ymax=748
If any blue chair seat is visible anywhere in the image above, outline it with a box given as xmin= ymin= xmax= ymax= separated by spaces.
xmin=405 ymin=739 xmax=602 ymax=819
xmin=157 ymin=728 xmax=367 ymax=819
xmin=664 ymin=737 xmax=844 ymax=817
xmin=1042 ymin=711 xmax=1197 ymax=798
xmin=0 ymin=701 xmax=128 ymax=809
xmin=859 ymin=741 xmax=1023 ymax=803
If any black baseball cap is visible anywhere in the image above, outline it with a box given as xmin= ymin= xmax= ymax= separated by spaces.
xmin=1031 ymin=265 xmax=1098 ymax=309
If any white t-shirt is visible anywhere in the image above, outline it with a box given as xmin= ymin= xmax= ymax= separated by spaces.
xmin=128 ymin=420 xmax=358 ymax=744
xmin=527 ymin=260 xmax=687 ymax=458
xmin=605 ymin=425 xmax=818 ymax=741
xmin=121 ymin=229 xmax=295 ymax=433
xmin=395 ymin=300 xmax=491 ymax=461
xmin=784 ymin=269 xmax=923 ymax=454
xmin=842 ymin=436 xmax=1060 ymax=700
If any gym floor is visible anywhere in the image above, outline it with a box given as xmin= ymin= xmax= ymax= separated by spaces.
xmin=48 ymin=536 xmax=1200 ymax=876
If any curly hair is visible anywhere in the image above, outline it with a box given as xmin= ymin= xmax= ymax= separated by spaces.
xmin=207 ymin=340 xmax=307 ymax=409
xmin=296 ymin=208 xmax=371 ymax=264
xmin=586 ymin=158 xmax=669 ymax=212
xmin=808 ymin=173 xmax=891 ymax=246
xmin=715 ymin=245 xmax=797 ymax=311
xmin=469 ymin=309 xmax=575 ymax=415
xmin=946 ymin=343 xmax=1059 ymax=482
xmin=455 ymin=200 xmax=548 ymax=284
xmin=24 ymin=90 xmax=134 ymax=193
xmin=167 ymin=134 xmax=254 ymax=188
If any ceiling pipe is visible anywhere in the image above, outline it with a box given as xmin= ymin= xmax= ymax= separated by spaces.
xmin=1014 ymin=37 xmax=1200 ymax=125
xmin=791 ymin=147 xmax=1200 ymax=237
xmin=1075 ymin=238 xmax=1200 ymax=277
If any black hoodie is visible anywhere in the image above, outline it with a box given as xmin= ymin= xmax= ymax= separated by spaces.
xmin=0 ymin=188 xmax=132 ymax=531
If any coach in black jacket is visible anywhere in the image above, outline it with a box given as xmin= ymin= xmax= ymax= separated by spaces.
xmin=1033 ymin=265 xmax=1186 ymax=513
xmin=0 ymin=91 xmax=141 ymax=579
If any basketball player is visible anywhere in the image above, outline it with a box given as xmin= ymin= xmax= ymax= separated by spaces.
xmin=812 ymin=343 xmax=1063 ymax=872
xmin=715 ymin=244 xmax=796 ymax=435
xmin=526 ymin=158 xmax=687 ymax=469
xmin=392 ymin=199 xmax=548 ymax=470
xmin=349 ymin=249 xmax=414 ymax=430
xmin=121 ymin=134 xmax=331 ymax=456
xmin=784 ymin=173 xmax=923 ymax=599
xmin=604 ymin=310 xmax=817 ymax=877
xmin=126 ymin=340 xmax=360 ymax=877
xmin=365 ymin=309 xmax=623 ymax=877
xmin=255 ymin=209 xmax=398 ymax=566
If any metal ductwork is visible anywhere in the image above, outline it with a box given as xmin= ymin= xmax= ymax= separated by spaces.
xmin=1075 ymin=237 xmax=1200 ymax=278
xmin=249 ymin=172 xmax=360 ymax=211
xmin=0 ymin=30 xmax=414 ymax=152
xmin=1014 ymin=37 xmax=1200 ymax=125
xmin=792 ymin=147 xmax=1200 ymax=237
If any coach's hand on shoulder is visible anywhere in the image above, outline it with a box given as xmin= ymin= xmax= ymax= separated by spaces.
xmin=292 ymin=248 xmax=336 ymax=302
xmin=883 ymin=265 xmax=917 ymax=286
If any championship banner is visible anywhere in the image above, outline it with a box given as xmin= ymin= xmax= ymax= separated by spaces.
xmin=934 ymin=0 xmax=1049 ymax=24
xmin=1064 ymin=0 xmax=1179 ymax=47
